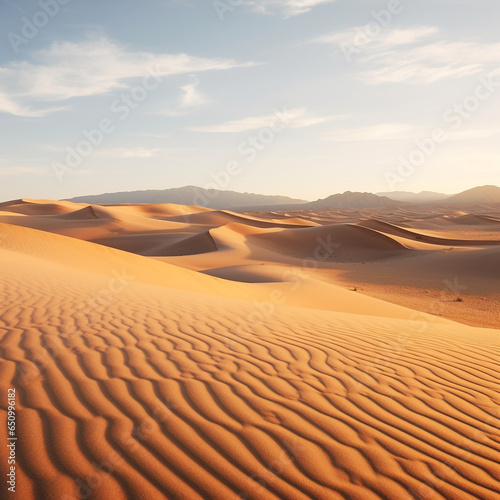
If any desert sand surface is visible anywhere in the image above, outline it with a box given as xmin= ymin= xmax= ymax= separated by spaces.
xmin=1 ymin=199 xmax=500 ymax=499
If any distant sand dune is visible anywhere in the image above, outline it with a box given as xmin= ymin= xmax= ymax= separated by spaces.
xmin=55 ymin=205 xmax=102 ymax=220
xmin=0 ymin=198 xmax=85 ymax=215
xmin=451 ymin=214 xmax=500 ymax=225
xmin=246 ymin=224 xmax=408 ymax=261
xmin=143 ymin=231 xmax=218 ymax=257
xmin=165 ymin=210 xmax=314 ymax=229
xmin=358 ymin=219 xmax=500 ymax=246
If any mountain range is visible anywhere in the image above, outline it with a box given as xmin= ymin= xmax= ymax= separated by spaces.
xmin=304 ymin=191 xmax=401 ymax=209
xmin=441 ymin=185 xmax=500 ymax=205
xmin=65 ymin=185 xmax=500 ymax=211
xmin=68 ymin=186 xmax=308 ymax=210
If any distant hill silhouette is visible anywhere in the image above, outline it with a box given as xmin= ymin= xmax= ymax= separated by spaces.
xmin=377 ymin=191 xmax=450 ymax=203
xmin=304 ymin=191 xmax=403 ymax=209
xmin=67 ymin=186 xmax=309 ymax=210
xmin=441 ymin=185 xmax=500 ymax=205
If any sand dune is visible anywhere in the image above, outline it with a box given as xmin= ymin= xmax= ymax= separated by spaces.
xmin=1 ymin=199 xmax=500 ymax=327
xmin=104 ymin=203 xmax=214 ymax=218
xmin=357 ymin=219 xmax=500 ymax=246
xmin=0 ymin=198 xmax=82 ymax=215
xmin=143 ymin=231 xmax=218 ymax=257
xmin=0 ymin=221 xmax=440 ymax=321
xmin=165 ymin=210 xmax=314 ymax=229
xmin=1 ymin=199 xmax=500 ymax=499
xmin=450 ymin=214 xmax=500 ymax=225
xmin=246 ymin=224 xmax=408 ymax=262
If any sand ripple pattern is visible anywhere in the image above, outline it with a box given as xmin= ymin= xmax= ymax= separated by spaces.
xmin=1 ymin=254 xmax=500 ymax=499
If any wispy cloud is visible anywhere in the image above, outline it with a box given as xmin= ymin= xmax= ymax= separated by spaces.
xmin=180 ymin=76 xmax=206 ymax=107
xmin=0 ymin=37 xmax=254 ymax=117
xmin=0 ymin=92 xmax=70 ymax=117
xmin=93 ymin=147 xmax=198 ymax=158
xmin=133 ymin=132 xmax=173 ymax=139
xmin=313 ymin=26 xmax=438 ymax=48
xmin=188 ymin=108 xmax=345 ymax=132
xmin=435 ymin=152 xmax=500 ymax=173
xmin=247 ymin=0 xmax=336 ymax=17
xmin=322 ymin=123 xmax=416 ymax=142
xmin=70 ymin=169 xmax=94 ymax=177
xmin=446 ymin=129 xmax=500 ymax=141
xmin=155 ymin=75 xmax=209 ymax=117
xmin=94 ymin=147 xmax=164 ymax=158
xmin=0 ymin=166 xmax=48 ymax=177
xmin=45 ymin=145 xmax=191 ymax=158
xmin=313 ymin=26 xmax=500 ymax=84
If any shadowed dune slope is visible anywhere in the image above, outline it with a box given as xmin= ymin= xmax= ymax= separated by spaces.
xmin=357 ymin=219 xmax=500 ymax=246
xmin=102 ymin=203 xmax=214 ymax=217
xmin=146 ymin=231 xmax=218 ymax=256
xmin=451 ymin=214 xmax=500 ymax=225
xmin=55 ymin=205 xmax=102 ymax=220
xmin=166 ymin=210 xmax=314 ymax=229
xmin=244 ymin=224 xmax=409 ymax=262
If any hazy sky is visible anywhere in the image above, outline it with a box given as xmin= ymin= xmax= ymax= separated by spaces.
xmin=1 ymin=0 xmax=499 ymax=202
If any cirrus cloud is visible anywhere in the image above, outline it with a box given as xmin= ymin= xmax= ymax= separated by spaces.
xmin=188 ymin=107 xmax=346 ymax=132
xmin=0 ymin=37 xmax=255 ymax=117
xmin=313 ymin=26 xmax=500 ymax=84
xmin=247 ymin=0 xmax=336 ymax=17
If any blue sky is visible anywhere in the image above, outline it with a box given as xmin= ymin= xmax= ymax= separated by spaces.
xmin=1 ymin=0 xmax=499 ymax=202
